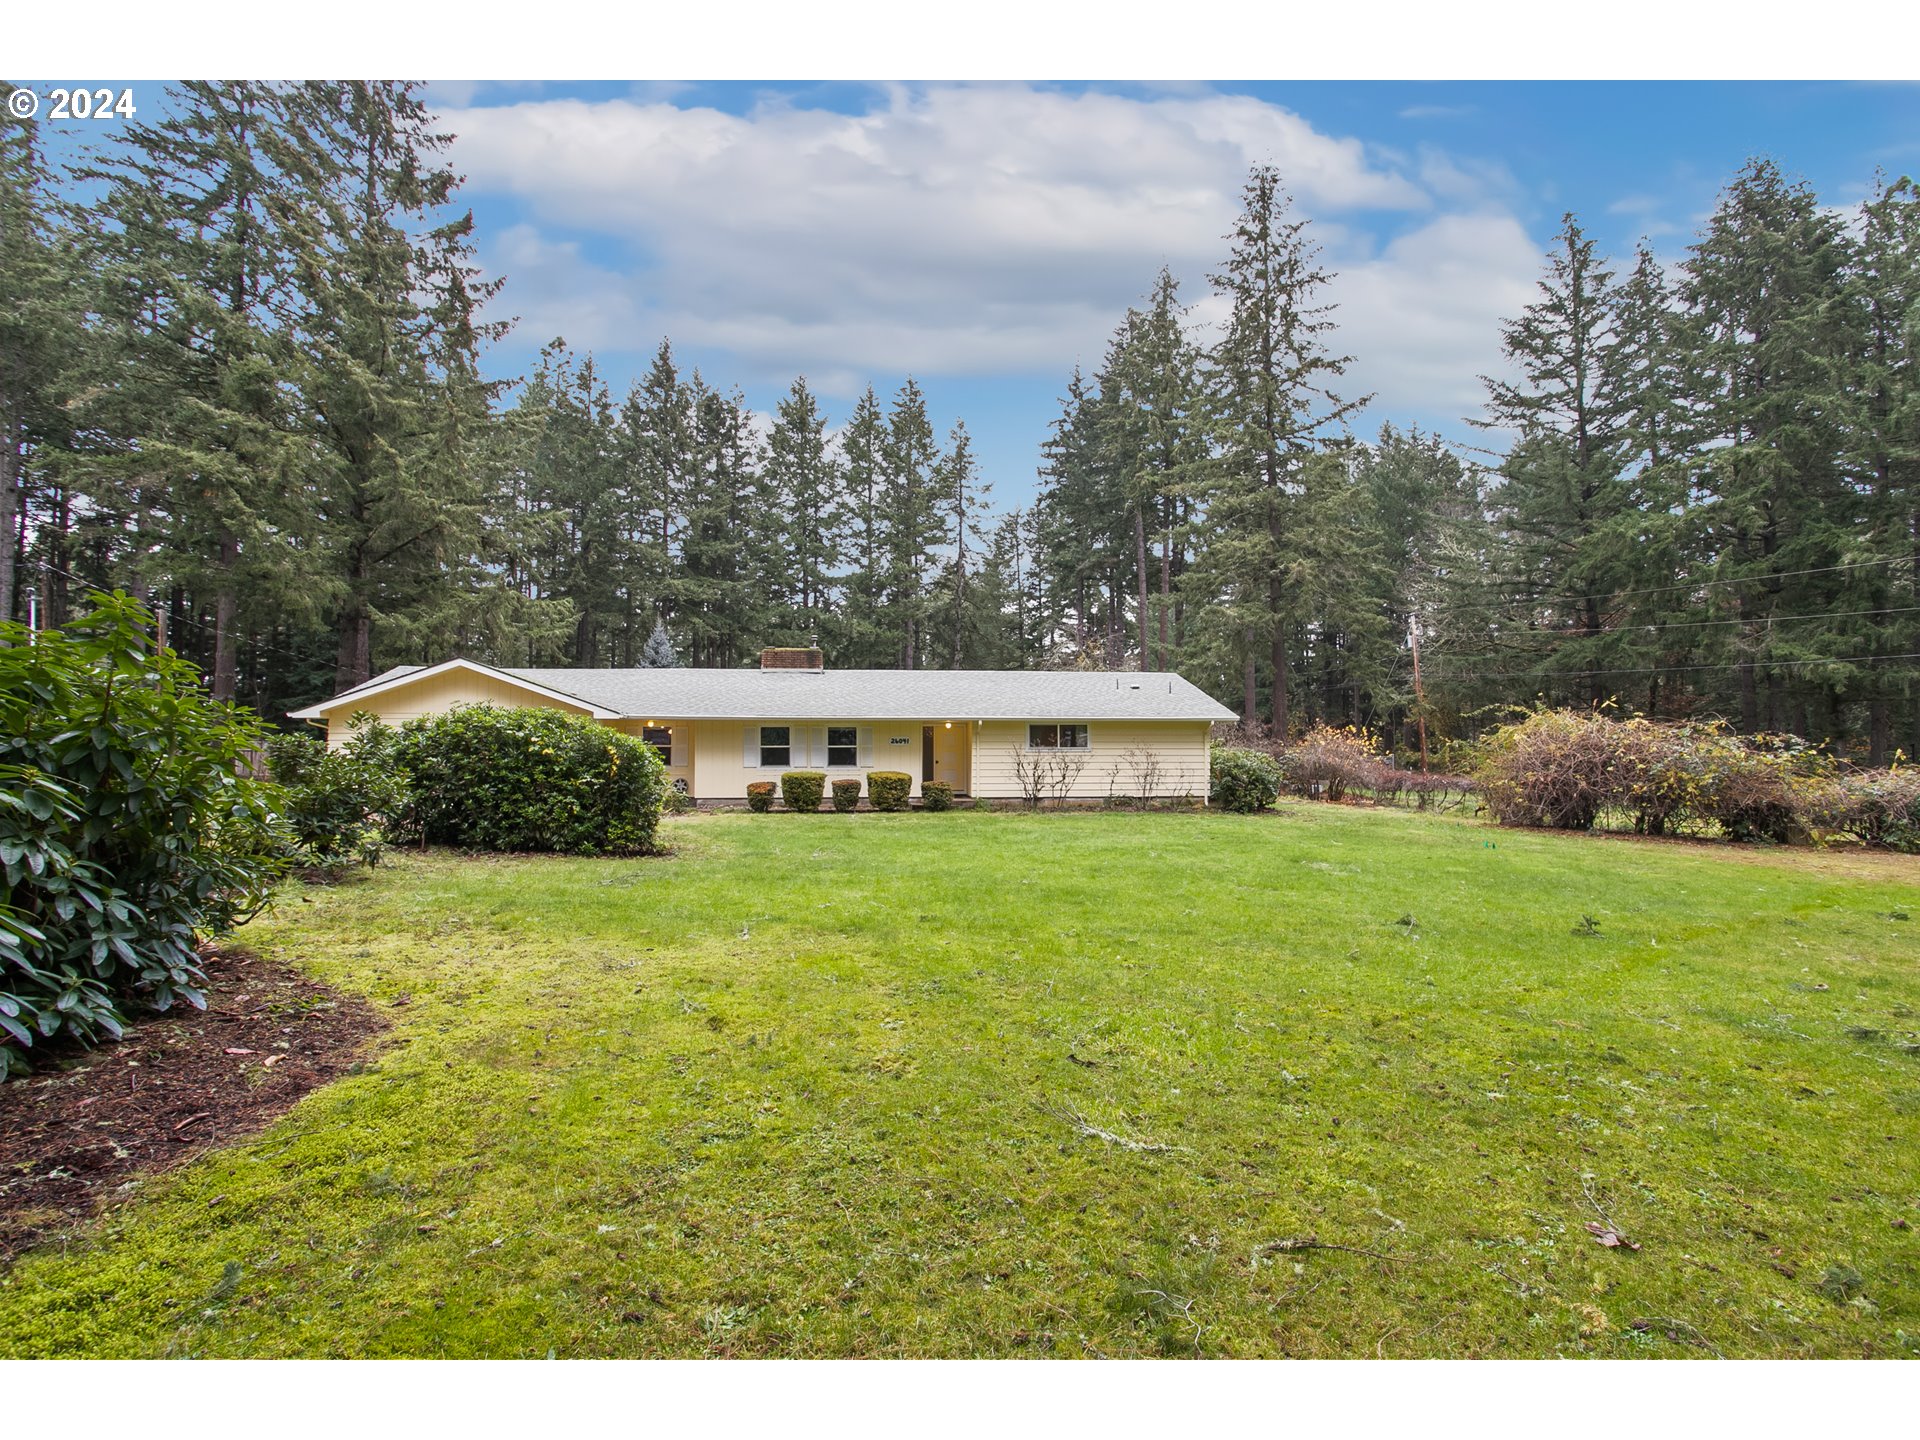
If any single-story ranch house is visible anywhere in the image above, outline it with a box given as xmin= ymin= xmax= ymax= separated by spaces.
xmin=290 ymin=646 xmax=1238 ymax=803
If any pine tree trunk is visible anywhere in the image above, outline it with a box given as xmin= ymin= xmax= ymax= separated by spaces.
xmin=1242 ymin=633 xmax=1258 ymax=726
xmin=0 ymin=411 xmax=19 ymax=626
xmin=1133 ymin=503 xmax=1149 ymax=670
xmin=335 ymin=533 xmax=373 ymax=691
xmin=1269 ymin=584 xmax=1291 ymax=739
xmin=1738 ymin=606 xmax=1759 ymax=732
xmin=1158 ymin=503 xmax=1172 ymax=671
xmin=210 ymin=533 xmax=240 ymax=701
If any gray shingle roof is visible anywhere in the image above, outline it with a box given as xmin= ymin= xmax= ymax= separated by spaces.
xmin=505 ymin=666 xmax=1238 ymax=722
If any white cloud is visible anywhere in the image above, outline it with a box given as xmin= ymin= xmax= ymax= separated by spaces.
xmin=446 ymin=85 xmax=1434 ymax=382
xmin=1330 ymin=212 xmax=1542 ymax=428
xmin=444 ymin=84 xmax=1543 ymax=433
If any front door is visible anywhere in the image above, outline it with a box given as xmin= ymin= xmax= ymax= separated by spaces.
xmin=922 ymin=726 xmax=935 ymax=783
xmin=928 ymin=723 xmax=969 ymax=792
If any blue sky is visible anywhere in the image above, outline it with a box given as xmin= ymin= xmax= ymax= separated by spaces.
xmin=416 ymin=80 xmax=1918 ymax=508
xmin=28 ymin=79 xmax=1920 ymax=509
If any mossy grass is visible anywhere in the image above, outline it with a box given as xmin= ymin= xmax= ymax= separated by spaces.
xmin=3 ymin=804 xmax=1916 ymax=1357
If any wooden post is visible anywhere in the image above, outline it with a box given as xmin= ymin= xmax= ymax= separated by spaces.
xmin=1409 ymin=613 xmax=1430 ymax=775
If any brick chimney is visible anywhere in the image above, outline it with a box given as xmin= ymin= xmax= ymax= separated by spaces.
xmin=760 ymin=646 xmax=823 ymax=671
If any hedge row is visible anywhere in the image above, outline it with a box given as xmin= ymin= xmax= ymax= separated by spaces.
xmin=753 ymin=770 xmax=925 ymax=812
xmin=1476 ymin=709 xmax=1920 ymax=849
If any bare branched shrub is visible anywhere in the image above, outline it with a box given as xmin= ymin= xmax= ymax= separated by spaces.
xmin=1010 ymin=745 xmax=1088 ymax=808
xmin=1477 ymin=709 xmax=1624 ymax=830
xmin=1048 ymin=753 xmax=1087 ymax=805
xmin=1478 ymin=709 xmax=1832 ymax=841
xmin=1279 ymin=724 xmax=1390 ymax=802
xmin=1121 ymin=745 xmax=1165 ymax=806
xmin=1011 ymin=744 xmax=1046 ymax=809
xmin=1808 ymin=767 xmax=1920 ymax=851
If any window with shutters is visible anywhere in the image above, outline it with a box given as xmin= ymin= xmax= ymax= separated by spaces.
xmin=759 ymin=725 xmax=791 ymax=768
xmin=1027 ymin=723 xmax=1089 ymax=750
xmin=826 ymin=725 xmax=858 ymax=767
xmin=642 ymin=726 xmax=672 ymax=767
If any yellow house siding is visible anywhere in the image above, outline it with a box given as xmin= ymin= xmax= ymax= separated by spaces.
xmin=691 ymin=718 xmax=930 ymax=799
xmin=321 ymin=671 xmax=593 ymax=746
xmin=970 ymin=720 xmax=1212 ymax=801
xmin=607 ymin=718 xmax=695 ymax=792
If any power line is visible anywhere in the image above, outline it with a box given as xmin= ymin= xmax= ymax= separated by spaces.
xmin=1427 ymin=650 xmax=1920 ymax=682
xmin=25 ymin=558 xmax=322 ymax=669
xmin=1430 ymin=552 xmax=1915 ymax=617
xmin=1423 ymin=603 xmax=1920 ymax=662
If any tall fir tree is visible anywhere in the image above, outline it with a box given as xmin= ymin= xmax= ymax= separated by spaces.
xmin=838 ymin=386 xmax=891 ymax=666
xmin=1201 ymin=164 xmax=1363 ymax=732
xmin=1841 ymin=176 xmax=1920 ymax=760
xmin=0 ymin=84 xmax=78 ymax=627
xmin=1680 ymin=158 xmax=1857 ymax=736
xmin=272 ymin=80 xmax=507 ymax=689
xmin=84 ymin=81 xmax=318 ymax=698
xmin=933 ymin=420 xmax=988 ymax=667
xmin=881 ymin=378 xmax=944 ymax=668
xmin=763 ymin=376 xmax=845 ymax=645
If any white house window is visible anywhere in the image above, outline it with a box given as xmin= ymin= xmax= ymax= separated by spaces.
xmin=759 ymin=725 xmax=791 ymax=768
xmin=642 ymin=726 xmax=673 ymax=767
xmin=826 ymin=725 xmax=858 ymax=767
xmin=1028 ymin=723 xmax=1089 ymax=750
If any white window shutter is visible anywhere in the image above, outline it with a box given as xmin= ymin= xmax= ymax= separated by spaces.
xmin=858 ymin=727 xmax=873 ymax=767
xmin=743 ymin=726 xmax=758 ymax=767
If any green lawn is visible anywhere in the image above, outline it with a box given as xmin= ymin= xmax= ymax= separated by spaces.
xmin=4 ymin=804 xmax=1917 ymax=1358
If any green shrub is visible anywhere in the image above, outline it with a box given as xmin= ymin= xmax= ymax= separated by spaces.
xmin=867 ymin=771 xmax=912 ymax=812
xmin=265 ymin=718 xmax=410 ymax=875
xmin=746 ymin=781 xmax=777 ymax=813
xmin=1209 ymin=746 xmax=1283 ymax=813
xmin=922 ymin=781 xmax=954 ymax=811
xmin=390 ymin=704 xmax=666 ymax=855
xmin=0 ymin=593 xmax=288 ymax=1078
xmin=780 ymin=770 xmax=826 ymax=812
xmin=831 ymin=779 xmax=861 ymax=813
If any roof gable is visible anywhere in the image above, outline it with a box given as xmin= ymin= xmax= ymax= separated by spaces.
xmin=287 ymin=658 xmax=621 ymax=721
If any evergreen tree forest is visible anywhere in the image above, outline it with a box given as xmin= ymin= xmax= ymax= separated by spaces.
xmin=4 ymin=83 xmax=1917 ymax=760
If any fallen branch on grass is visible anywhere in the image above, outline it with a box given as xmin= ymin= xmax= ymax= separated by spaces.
xmin=1581 ymin=1177 xmax=1642 ymax=1251
xmin=1251 ymin=1234 xmax=1429 ymax=1264
xmin=1038 ymin=1101 xmax=1181 ymax=1153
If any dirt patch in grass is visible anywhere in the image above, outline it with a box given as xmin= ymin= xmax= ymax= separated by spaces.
xmin=0 ymin=944 xmax=383 ymax=1262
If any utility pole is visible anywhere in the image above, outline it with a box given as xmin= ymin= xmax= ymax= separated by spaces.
xmin=1408 ymin=612 xmax=1430 ymax=774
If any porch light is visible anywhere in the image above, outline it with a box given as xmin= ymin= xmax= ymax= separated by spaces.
xmin=944 ymin=721 xmax=952 ymax=729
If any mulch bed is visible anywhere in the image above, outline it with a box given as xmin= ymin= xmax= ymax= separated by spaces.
xmin=0 ymin=945 xmax=385 ymax=1262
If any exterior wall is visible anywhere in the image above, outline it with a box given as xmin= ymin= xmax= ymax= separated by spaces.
xmin=320 ymin=671 xmax=593 ymax=746
xmin=692 ymin=718 xmax=931 ymax=800
xmin=312 ymin=677 xmax=1213 ymax=803
xmin=969 ymin=720 xmax=1212 ymax=802
xmin=694 ymin=718 xmax=1210 ymax=801
xmin=607 ymin=718 xmax=695 ymax=795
